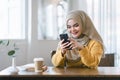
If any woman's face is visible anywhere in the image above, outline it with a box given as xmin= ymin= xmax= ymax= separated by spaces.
xmin=67 ymin=19 xmax=82 ymax=38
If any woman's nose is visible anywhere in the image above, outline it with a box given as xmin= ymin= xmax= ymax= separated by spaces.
xmin=71 ymin=27 xmax=75 ymax=31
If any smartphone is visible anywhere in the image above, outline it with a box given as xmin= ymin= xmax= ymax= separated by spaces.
xmin=59 ymin=34 xmax=71 ymax=49
xmin=59 ymin=34 xmax=70 ymax=43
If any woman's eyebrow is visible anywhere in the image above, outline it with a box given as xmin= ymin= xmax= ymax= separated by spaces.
xmin=73 ymin=23 xmax=79 ymax=26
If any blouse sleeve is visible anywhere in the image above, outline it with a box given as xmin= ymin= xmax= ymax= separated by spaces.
xmin=79 ymin=40 xmax=104 ymax=68
xmin=51 ymin=47 xmax=66 ymax=67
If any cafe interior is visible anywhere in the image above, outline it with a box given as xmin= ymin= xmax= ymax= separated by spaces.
xmin=0 ymin=0 xmax=120 ymax=78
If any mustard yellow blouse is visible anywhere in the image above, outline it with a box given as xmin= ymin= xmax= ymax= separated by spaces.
xmin=51 ymin=40 xmax=104 ymax=69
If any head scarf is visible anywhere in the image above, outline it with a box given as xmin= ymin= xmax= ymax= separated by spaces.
xmin=66 ymin=10 xmax=104 ymax=47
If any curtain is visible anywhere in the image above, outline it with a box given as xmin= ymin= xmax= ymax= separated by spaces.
xmin=86 ymin=0 xmax=120 ymax=66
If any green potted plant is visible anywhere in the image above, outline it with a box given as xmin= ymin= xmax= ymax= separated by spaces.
xmin=0 ymin=40 xmax=16 ymax=56
xmin=0 ymin=40 xmax=19 ymax=74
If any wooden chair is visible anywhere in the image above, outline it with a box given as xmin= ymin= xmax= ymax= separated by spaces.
xmin=51 ymin=50 xmax=114 ymax=67
xmin=51 ymin=50 xmax=56 ymax=58
xmin=98 ymin=54 xmax=114 ymax=66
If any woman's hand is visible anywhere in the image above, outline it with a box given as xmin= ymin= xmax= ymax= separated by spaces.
xmin=69 ymin=38 xmax=84 ymax=50
xmin=25 ymin=65 xmax=48 ymax=72
xmin=59 ymin=38 xmax=84 ymax=56
xmin=42 ymin=65 xmax=48 ymax=72
xmin=59 ymin=39 xmax=70 ymax=54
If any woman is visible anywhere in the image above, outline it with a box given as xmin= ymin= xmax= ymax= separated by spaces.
xmin=51 ymin=10 xmax=104 ymax=69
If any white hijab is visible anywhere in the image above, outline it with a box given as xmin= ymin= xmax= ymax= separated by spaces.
xmin=66 ymin=10 xmax=104 ymax=46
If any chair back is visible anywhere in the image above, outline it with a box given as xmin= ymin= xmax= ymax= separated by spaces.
xmin=99 ymin=54 xmax=114 ymax=66
xmin=51 ymin=50 xmax=56 ymax=58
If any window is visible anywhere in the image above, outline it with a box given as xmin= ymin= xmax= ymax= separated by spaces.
xmin=38 ymin=0 xmax=68 ymax=40
xmin=0 ymin=0 xmax=25 ymax=39
xmin=57 ymin=0 xmax=68 ymax=35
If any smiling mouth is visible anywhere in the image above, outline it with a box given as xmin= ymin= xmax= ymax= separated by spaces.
xmin=72 ymin=32 xmax=78 ymax=35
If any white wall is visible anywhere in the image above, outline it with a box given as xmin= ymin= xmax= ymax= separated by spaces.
xmin=27 ymin=40 xmax=58 ymax=66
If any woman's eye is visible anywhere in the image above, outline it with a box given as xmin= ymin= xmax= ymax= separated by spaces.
xmin=67 ymin=26 xmax=71 ymax=29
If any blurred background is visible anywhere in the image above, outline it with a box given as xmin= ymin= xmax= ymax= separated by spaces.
xmin=0 ymin=0 xmax=120 ymax=70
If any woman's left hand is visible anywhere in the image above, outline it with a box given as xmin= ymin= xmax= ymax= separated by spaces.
xmin=69 ymin=38 xmax=83 ymax=50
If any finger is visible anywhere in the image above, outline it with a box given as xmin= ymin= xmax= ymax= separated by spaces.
xmin=60 ymin=39 xmax=64 ymax=44
xmin=69 ymin=38 xmax=74 ymax=42
xmin=42 ymin=66 xmax=48 ymax=72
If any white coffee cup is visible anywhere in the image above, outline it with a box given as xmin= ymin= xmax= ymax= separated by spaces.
xmin=33 ymin=58 xmax=44 ymax=72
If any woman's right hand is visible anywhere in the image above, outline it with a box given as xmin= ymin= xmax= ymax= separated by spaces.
xmin=59 ymin=39 xmax=70 ymax=54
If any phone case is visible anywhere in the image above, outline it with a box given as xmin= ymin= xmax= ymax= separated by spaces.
xmin=59 ymin=34 xmax=69 ymax=43
xmin=59 ymin=34 xmax=71 ymax=50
